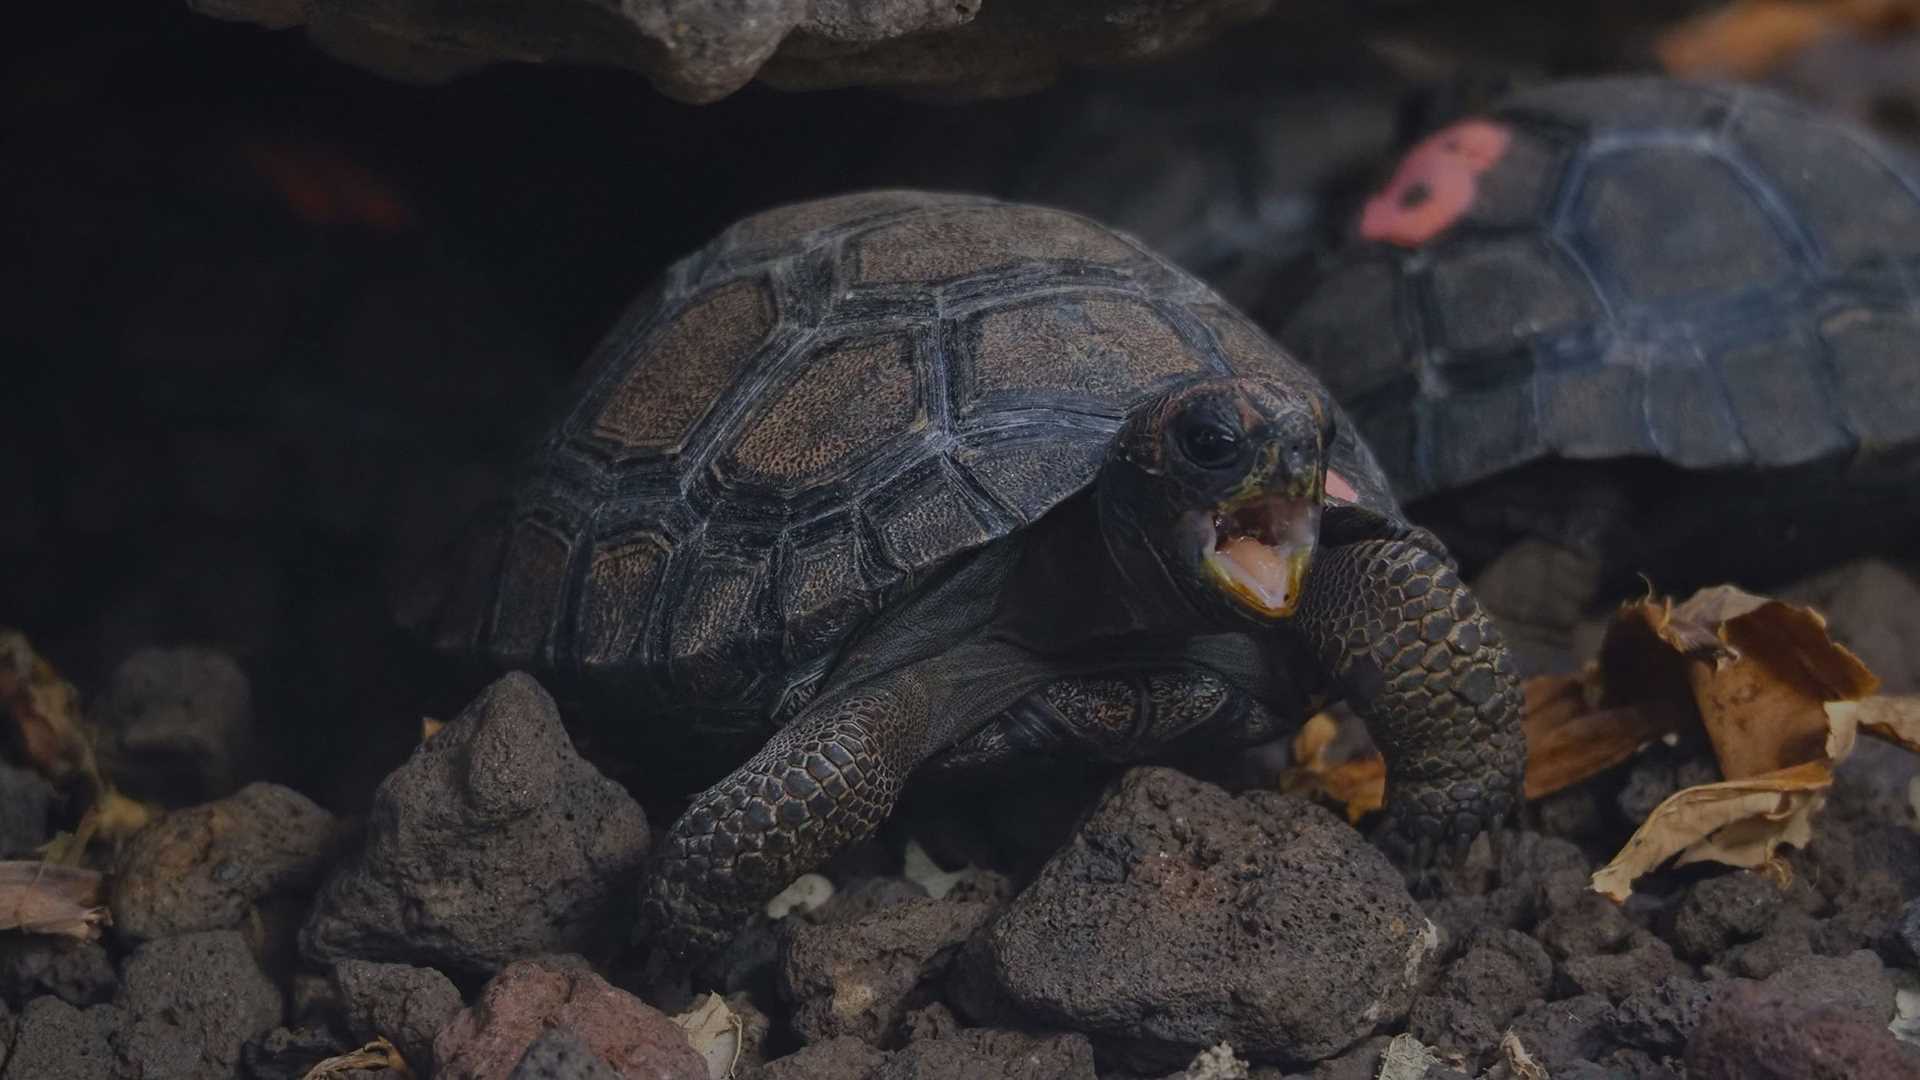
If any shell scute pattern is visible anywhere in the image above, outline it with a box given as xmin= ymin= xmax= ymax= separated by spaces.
xmin=452 ymin=193 xmax=1292 ymax=718
xmin=1283 ymin=77 xmax=1920 ymax=501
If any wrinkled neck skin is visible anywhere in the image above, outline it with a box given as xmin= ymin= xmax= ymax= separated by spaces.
xmin=1093 ymin=473 xmax=1218 ymax=635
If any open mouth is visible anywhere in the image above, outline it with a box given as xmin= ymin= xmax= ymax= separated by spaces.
xmin=1187 ymin=493 xmax=1320 ymax=617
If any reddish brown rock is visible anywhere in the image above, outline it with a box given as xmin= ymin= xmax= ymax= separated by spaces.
xmin=433 ymin=958 xmax=706 ymax=1080
xmin=110 ymin=781 xmax=340 ymax=944
xmin=1684 ymin=979 xmax=1920 ymax=1080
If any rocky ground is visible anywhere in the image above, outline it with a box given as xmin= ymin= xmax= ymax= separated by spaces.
xmin=3 ymin=592 xmax=1918 ymax=1079
xmin=6 ymin=5 xmax=1920 ymax=1080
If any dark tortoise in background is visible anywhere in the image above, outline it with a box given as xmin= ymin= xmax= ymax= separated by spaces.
xmin=406 ymin=190 xmax=1527 ymax=959
xmin=1281 ymin=76 xmax=1920 ymax=610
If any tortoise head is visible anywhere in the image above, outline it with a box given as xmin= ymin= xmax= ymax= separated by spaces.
xmin=1097 ymin=376 xmax=1332 ymax=627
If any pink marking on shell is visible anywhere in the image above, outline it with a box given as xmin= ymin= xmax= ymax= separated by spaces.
xmin=1358 ymin=119 xmax=1513 ymax=248
xmin=1325 ymin=469 xmax=1358 ymax=504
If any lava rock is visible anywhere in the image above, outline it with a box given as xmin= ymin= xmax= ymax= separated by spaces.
xmin=1898 ymin=898 xmax=1920 ymax=964
xmin=781 ymin=896 xmax=996 ymax=1045
xmin=300 ymin=672 xmax=650 ymax=977
xmin=954 ymin=767 xmax=1436 ymax=1071
xmin=747 ymin=1036 xmax=890 ymax=1080
xmin=1760 ymin=950 xmax=1896 ymax=1025
xmin=0 ymin=997 xmax=122 ymax=1080
xmin=1407 ymin=928 xmax=1553 ymax=1059
xmin=1715 ymin=918 xmax=1815 ymax=978
xmin=509 ymin=1028 xmax=623 ymax=1080
xmin=1503 ymin=994 xmax=1612 ymax=1075
xmin=872 ymin=1029 xmax=1096 ymax=1079
xmin=0 ymin=936 xmax=116 ymax=1007
xmin=1534 ymin=869 xmax=1635 ymax=959
xmin=331 ymin=959 xmax=463 ymax=1071
xmin=110 ymin=781 xmax=340 ymax=944
xmin=242 ymin=1026 xmax=357 ymax=1080
xmin=1684 ymin=978 xmax=1920 ymax=1079
xmin=1558 ymin=932 xmax=1685 ymax=1002
xmin=0 ymin=761 xmax=53 ymax=854
xmin=191 ymin=0 xmax=1274 ymax=104
xmin=115 ymin=930 xmax=285 ymax=1078
xmin=433 ymin=958 xmax=705 ymax=1080
xmin=91 ymin=646 xmax=257 ymax=805
xmin=1608 ymin=976 xmax=1719 ymax=1056
xmin=1668 ymin=871 xmax=1785 ymax=961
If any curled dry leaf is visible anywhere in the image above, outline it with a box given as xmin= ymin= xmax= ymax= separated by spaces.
xmin=0 ymin=628 xmax=160 ymax=851
xmin=1376 ymin=1033 xmax=1444 ymax=1080
xmin=1498 ymin=1031 xmax=1549 ymax=1080
xmin=674 ymin=992 xmax=744 ymax=1080
xmin=301 ymin=1036 xmax=414 ymax=1079
xmin=1279 ymin=711 xmax=1385 ymax=823
xmin=1588 ymin=584 xmax=1904 ymax=900
xmin=0 ymin=860 xmax=110 ymax=940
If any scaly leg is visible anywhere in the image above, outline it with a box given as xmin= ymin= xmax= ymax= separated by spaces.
xmin=640 ymin=671 xmax=931 ymax=960
xmin=1295 ymin=539 xmax=1527 ymax=863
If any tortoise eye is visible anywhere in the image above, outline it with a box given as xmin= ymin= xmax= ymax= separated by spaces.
xmin=1177 ymin=420 xmax=1241 ymax=469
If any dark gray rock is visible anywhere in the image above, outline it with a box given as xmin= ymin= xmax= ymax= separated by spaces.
xmin=110 ymin=781 xmax=340 ymax=944
xmin=115 ymin=930 xmax=285 ymax=1078
xmin=781 ymin=896 xmax=995 ymax=1045
xmin=1559 ymin=933 xmax=1685 ymax=1002
xmin=1408 ymin=928 xmax=1553 ymax=1059
xmin=0 ymin=997 xmax=123 ymax=1080
xmin=872 ymin=1029 xmax=1095 ymax=1079
xmin=1609 ymin=976 xmax=1718 ymax=1055
xmin=242 ymin=1026 xmax=356 ymax=1080
xmin=1685 ymin=978 xmax=1920 ymax=1079
xmin=510 ymin=1028 xmax=624 ymax=1080
xmin=1898 ymin=898 xmax=1920 ymax=964
xmin=331 ymin=959 xmax=463 ymax=1071
xmin=746 ymin=1036 xmax=889 ymax=1080
xmin=1536 ymin=869 xmax=1636 ymax=959
xmin=954 ymin=767 xmax=1436 ymax=1071
xmin=1504 ymin=994 xmax=1613 ymax=1075
xmin=1668 ymin=872 xmax=1785 ymax=961
xmin=186 ymin=0 xmax=1276 ymax=104
xmin=300 ymin=672 xmax=650 ymax=977
xmin=0 ymin=936 xmax=116 ymax=1007
xmin=91 ymin=646 xmax=256 ymax=805
xmin=1760 ymin=950 xmax=1896 ymax=1025
xmin=1714 ymin=916 xmax=1816 ymax=978
xmin=0 ymin=762 xmax=53 ymax=855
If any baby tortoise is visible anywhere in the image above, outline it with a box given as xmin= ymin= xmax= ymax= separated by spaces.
xmin=409 ymin=191 xmax=1527 ymax=959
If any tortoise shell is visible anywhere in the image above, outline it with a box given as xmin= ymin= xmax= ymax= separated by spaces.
xmin=416 ymin=190 xmax=1377 ymax=728
xmin=1281 ymin=76 xmax=1920 ymax=504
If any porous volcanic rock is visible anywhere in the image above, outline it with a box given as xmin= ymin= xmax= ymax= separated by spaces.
xmin=110 ymin=781 xmax=340 ymax=944
xmin=0 ymin=937 xmax=116 ymax=1007
xmin=780 ymin=895 xmax=997 ymax=1045
xmin=114 ymin=929 xmax=285 ymax=1078
xmin=186 ymin=0 xmax=1278 ymax=104
xmin=509 ymin=1028 xmax=624 ymax=1080
xmin=1684 ymin=978 xmax=1920 ymax=1079
xmin=433 ymin=958 xmax=705 ymax=1080
xmin=91 ymin=646 xmax=257 ymax=805
xmin=300 ymin=672 xmax=650 ymax=977
xmin=0 ymin=761 xmax=52 ymax=854
xmin=744 ymin=1029 xmax=1096 ymax=1080
xmin=0 ymin=997 xmax=122 ymax=1080
xmin=1407 ymin=928 xmax=1553 ymax=1059
xmin=954 ymin=767 xmax=1436 ymax=1071
xmin=331 ymin=959 xmax=464 ymax=1072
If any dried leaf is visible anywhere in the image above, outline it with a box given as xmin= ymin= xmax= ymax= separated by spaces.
xmin=1499 ymin=1030 xmax=1549 ymax=1080
xmin=1376 ymin=1033 xmax=1443 ymax=1080
xmin=1827 ymin=694 xmax=1920 ymax=754
xmin=0 ymin=628 xmax=90 ymax=780
xmin=302 ymin=1037 xmax=413 ymax=1079
xmin=1278 ymin=712 xmax=1385 ymax=822
xmin=1521 ymin=674 xmax=1684 ymax=800
xmin=1592 ymin=761 xmax=1831 ymax=901
xmin=674 ymin=992 xmax=744 ymax=1080
xmin=420 ymin=716 xmax=444 ymax=743
xmin=0 ymin=861 xmax=110 ymax=940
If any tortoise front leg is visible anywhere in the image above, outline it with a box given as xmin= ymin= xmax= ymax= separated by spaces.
xmin=641 ymin=672 xmax=930 ymax=960
xmin=1295 ymin=539 xmax=1527 ymax=862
